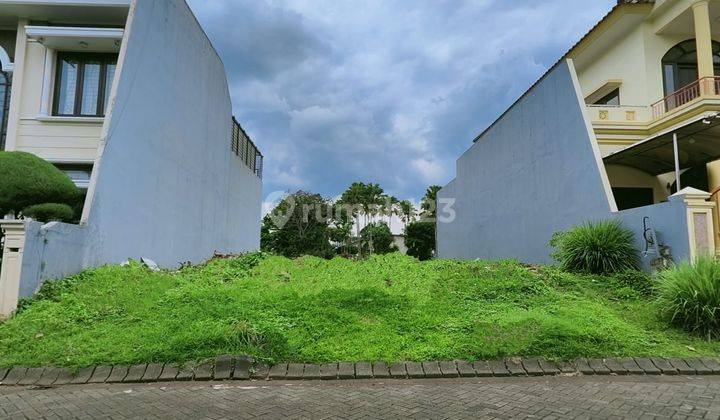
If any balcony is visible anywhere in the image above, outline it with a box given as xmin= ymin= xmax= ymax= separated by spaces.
xmin=652 ymin=77 xmax=720 ymax=118
xmin=587 ymin=104 xmax=651 ymax=123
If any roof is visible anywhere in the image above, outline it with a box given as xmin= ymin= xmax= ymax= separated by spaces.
xmin=472 ymin=0 xmax=654 ymax=143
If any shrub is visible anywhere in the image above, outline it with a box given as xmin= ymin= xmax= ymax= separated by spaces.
xmin=360 ymin=222 xmax=394 ymax=254
xmin=405 ymin=221 xmax=435 ymax=261
xmin=551 ymin=220 xmax=639 ymax=275
xmin=22 ymin=203 xmax=75 ymax=223
xmin=656 ymin=255 xmax=720 ymax=338
xmin=0 ymin=151 xmax=80 ymax=216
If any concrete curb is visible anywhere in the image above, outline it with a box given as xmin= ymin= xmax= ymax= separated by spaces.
xmin=2 ymin=356 xmax=720 ymax=387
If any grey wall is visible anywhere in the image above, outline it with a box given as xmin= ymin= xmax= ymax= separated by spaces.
xmin=437 ymin=61 xmax=614 ymax=263
xmin=83 ymin=0 xmax=262 ymax=267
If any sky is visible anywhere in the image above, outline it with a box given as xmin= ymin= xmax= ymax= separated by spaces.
xmin=186 ymin=0 xmax=616 ymax=205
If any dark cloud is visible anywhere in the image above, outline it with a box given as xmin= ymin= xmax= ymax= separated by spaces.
xmin=187 ymin=0 xmax=616 ymax=203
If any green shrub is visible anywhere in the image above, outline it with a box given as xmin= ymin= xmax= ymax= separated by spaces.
xmin=360 ymin=222 xmax=395 ymax=254
xmin=0 ymin=151 xmax=80 ymax=216
xmin=551 ymin=220 xmax=639 ymax=275
xmin=405 ymin=221 xmax=435 ymax=261
xmin=22 ymin=203 xmax=75 ymax=223
xmin=656 ymin=255 xmax=720 ymax=338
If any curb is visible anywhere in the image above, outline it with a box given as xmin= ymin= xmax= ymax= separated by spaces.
xmin=2 ymin=356 xmax=720 ymax=387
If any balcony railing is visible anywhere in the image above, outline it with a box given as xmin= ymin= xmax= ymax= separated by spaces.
xmin=651 ymin=76 xmax=720 ymax=118
xmin=231 ymin=117 xmax=263 ymax=179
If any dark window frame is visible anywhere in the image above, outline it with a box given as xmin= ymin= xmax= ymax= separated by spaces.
xmin=593 ymin=88 xmax=620 ymax=105
xmin=661 ymin=39 xmax=720 ymax=96
xmin=52 ymin=52 xmax=117 ymax=118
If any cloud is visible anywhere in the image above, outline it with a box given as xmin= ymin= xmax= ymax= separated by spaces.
xmin=187 ymin=0 xmax=616 ymax=202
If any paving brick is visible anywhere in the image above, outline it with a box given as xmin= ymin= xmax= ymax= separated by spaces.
xmin=389 ymin=362 xmax=407 ymax=378
xmin=3 ymin=367 xmax=27 ymax=385
xmin=588 ymin=359 xmax=611 ymax=375
xmin=650 ymin=358 xmax=678 ymax=375
xmin=0 ymin=367 xmax=8 ymax=382
xmin=233 ymin=356 xmax=252 ymax=380
xmin=618 ymin=358 xmax=643 ymax=375
xmin=88 ymin=365 xmax=112 ymax=383
xmin=537 ymin=359 xmax=560 ymax=375
xmin=18 ymin=367 xmax=45 ymax=386
xmin=685 ymin=359 xmax=712 ymax=375
xmin=319 ymin=363 xmax=338 ymax=380
xmin=575 ymin=359 xmax=594 ymax=375
xmin=35 ymin=368 xmax=61 ymax=387
xmin=286 ymin=363 xmax=304 ymax=380
xmin=456 ymin=360 xmax=476 ymax=377
xmin=124 ymin=364 xmax=148 ymax=383
xmin=556 ymin=361 xmax=577 ymax=373
xmin=70 ymin=367 xmax=95 ymax=384
xmin=175 ymin=363 xmax=195 ymax=381
xmin=405 ymin=362 xmax=424 ymax=378
xmin=193 ymin=361 xmax=213 ymax=381
xmin=268 ymin=363 xmax=288 ymax=379
xmin=250 ymin=362 xmax=268 ymax=380
xmin=158 ymin=364 xmax=179 ymax=381
xmin=52 ymin=368 xmax=73 ymax=385
xmin=422 ymin=361 xmax=442 ymax=378
xmin=106 ymin=366 xmax=129 ymax=383
xmin=303 ymin=364 xmax=320 ymax=380
xmin=668 ymin=358 xmax=695 ymax=375
xmin=372 ymin=362 xmax=390 ymax=378
xmin=338 ymin=362 xmax=355 ymax=379
xmin=488 ymin=360 xmax=510 ymax=377
xmin=505 ymin=358 xmax=526 ymax=376
xmin=700 ymin=358 xmax=720 ymax=374
xmin=355 ymin=362 xmax=373 ymax=379
xmin=521 ymin=358 xmax=544 ymax=376
xmin=634 ymin=358 xmax=661 ymax=375
xmin=141 ymin=363 xmax=164 ymax=382
xmin=603 ymin=358 xmax=628 ymax=375
xmin=439 ymin=361 xmax=459 ymax=378
xmin=473 ymin=360 xmax=493 ymax=377
xmin=214 ymin=356 xmax=233 ymax=380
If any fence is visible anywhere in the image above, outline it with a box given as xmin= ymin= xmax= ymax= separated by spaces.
xmin=231 ymin=117 xmax=263 ymax=179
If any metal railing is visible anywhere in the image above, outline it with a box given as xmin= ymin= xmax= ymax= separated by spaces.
xmin=651 ymin=76 xmax=720 ymax=118
xmin=231 ymin=117 xmax=263 ymax=179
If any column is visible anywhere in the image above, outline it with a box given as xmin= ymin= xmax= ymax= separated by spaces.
xmin=693 ymin=1 xmax=715 ymax=83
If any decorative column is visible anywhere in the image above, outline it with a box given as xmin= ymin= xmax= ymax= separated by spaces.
xmin=0 ymin=220 xmax=26 ymax=318
xmin=693 ymin=1 xmax=715 ymax=93
xmin=670 ymin=187 xmax=716 ymax=260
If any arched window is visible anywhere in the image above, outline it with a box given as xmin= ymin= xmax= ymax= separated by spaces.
xmin=0 ymin=69 xmax=9 ymax=150
xmin=662 ymin=39 xmax=720 ymax=95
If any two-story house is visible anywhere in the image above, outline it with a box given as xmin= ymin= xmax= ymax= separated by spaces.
xmin=0 ymin=0 xmax=264 ymax=316
xmin=438 ymin=0 xmax=720 ymax=269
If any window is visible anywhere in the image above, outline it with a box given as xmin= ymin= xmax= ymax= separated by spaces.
xmin=662 ymin=39 xmax=720 ymax=96
xmin=593 ymin=88 xmax=620 ymax=106
xmin=54 ymin=164 xmax=93 ymax=190
xmin=53 ymin=53 xmax=117 ymax=117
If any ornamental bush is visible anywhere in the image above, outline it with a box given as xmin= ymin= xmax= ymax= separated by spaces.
xmin=0 ymin=151 xmax=80 ymax=217
xmin=360 ymin=222 xmax=395 ymax=255
xmin=550 ymin=220 xmax=639 ymax=275
xmin=656 ymin=255 xmax=720 ymax=338
xmin=22 ymin=203 xmax=75 ymax=223
xmin=405 ymin=221 xmax=435 ymax=261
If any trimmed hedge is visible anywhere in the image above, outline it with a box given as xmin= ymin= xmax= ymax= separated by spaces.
xmin=0 ymin=151 xmax=80 ymax=217
xmin=22 ymin=203 xmax=75 ymax=223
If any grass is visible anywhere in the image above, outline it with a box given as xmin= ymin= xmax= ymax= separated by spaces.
xmin=0 ymin=252 xmax=718 ymax=368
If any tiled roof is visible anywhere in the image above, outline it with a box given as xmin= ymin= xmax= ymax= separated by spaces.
xmin=618 ymin=0 xmax=654 ymax=3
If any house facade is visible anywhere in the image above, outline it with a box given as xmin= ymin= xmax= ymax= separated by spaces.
xmin=0 ymin=0 xmax=263 ymax=316
xmin=438 ymin=0 xmax=720 ymax=268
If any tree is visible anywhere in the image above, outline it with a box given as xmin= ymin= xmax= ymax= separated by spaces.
xmin=397 ymin=200 xmax=416 ymax=224
xmin=405 ymin=221 xmax=435 ymax=261
xmin=360 ymin=222 xmax=395 ymax=255
xmin=420 ymin=185 xmax=442 ymax=220
xmin=339 ymin=182 xmax=386 ymax=256
xmin=0 ymin=151 xmax=81 ymax=218
xmin=261 ymin=191 xmax=334 ymax=259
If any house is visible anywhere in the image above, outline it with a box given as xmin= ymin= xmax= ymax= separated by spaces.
xmin=0 ymin=0 xmax=263 ymax=316
xmin=438 ymin=0 xmax=720 ymax=269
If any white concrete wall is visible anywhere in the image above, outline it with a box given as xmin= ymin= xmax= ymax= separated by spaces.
xmin=437 ymin=59 xmax=693 ymax=267
xmin=82 ymin=0 xmax=262 ymax=267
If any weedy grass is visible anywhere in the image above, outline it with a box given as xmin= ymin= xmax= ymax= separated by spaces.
xmin=0 ymin=253 xmax=718 ymax=368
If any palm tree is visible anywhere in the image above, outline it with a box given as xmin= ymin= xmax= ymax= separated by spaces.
xmin=397 ymin=200 xmax=416 ymax=225
xmin=421 ymin=185 xmax=442 ymax=220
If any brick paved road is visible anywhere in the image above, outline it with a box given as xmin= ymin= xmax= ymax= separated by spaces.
xmin=2 ymin=376 xmax=720 ymax=419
